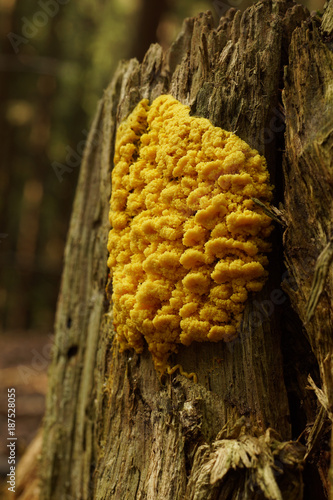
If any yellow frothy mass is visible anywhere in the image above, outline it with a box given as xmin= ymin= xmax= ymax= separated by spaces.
xmin=107 ymin=95 xmax=273 ymax=375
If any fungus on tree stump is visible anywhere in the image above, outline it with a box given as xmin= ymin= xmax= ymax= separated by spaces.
xmin=107 ymin=95 xmax=273 ymax=376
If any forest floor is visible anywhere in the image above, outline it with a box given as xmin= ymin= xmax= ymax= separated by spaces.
xmin=0 ymin=330 xmax=49 ymax=489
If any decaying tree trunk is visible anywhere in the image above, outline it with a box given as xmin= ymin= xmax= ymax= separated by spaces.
xmin=282 ymin=9 xmax=333 ymax=497
xmin=39 ymin=1 xmax=333 ymax=498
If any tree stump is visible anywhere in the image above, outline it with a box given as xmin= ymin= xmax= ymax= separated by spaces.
xmin=40 ymin=1 xmax=333 ymax=498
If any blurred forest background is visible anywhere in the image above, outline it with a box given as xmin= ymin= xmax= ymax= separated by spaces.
xmin=0 ymin=0 xmax=325 ymax=482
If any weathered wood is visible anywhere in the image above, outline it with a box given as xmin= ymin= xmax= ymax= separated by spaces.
xmin=39 ymin=1 xmax=333 ymax=499
xmin=282 ymin=3 xmax=333 ymax=496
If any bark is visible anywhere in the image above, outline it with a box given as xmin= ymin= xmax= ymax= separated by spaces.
xmin=282 ymin=5 xmax=333 ymax=497
xmin=40 ymin=1 xmax=333 ymax=499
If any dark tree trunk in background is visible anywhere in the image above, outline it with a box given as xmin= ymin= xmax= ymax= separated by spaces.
xmin=129 ymin=0 xmax=169 ymax=61
xmin=39 ymin=1 xmax=333 ymax=498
